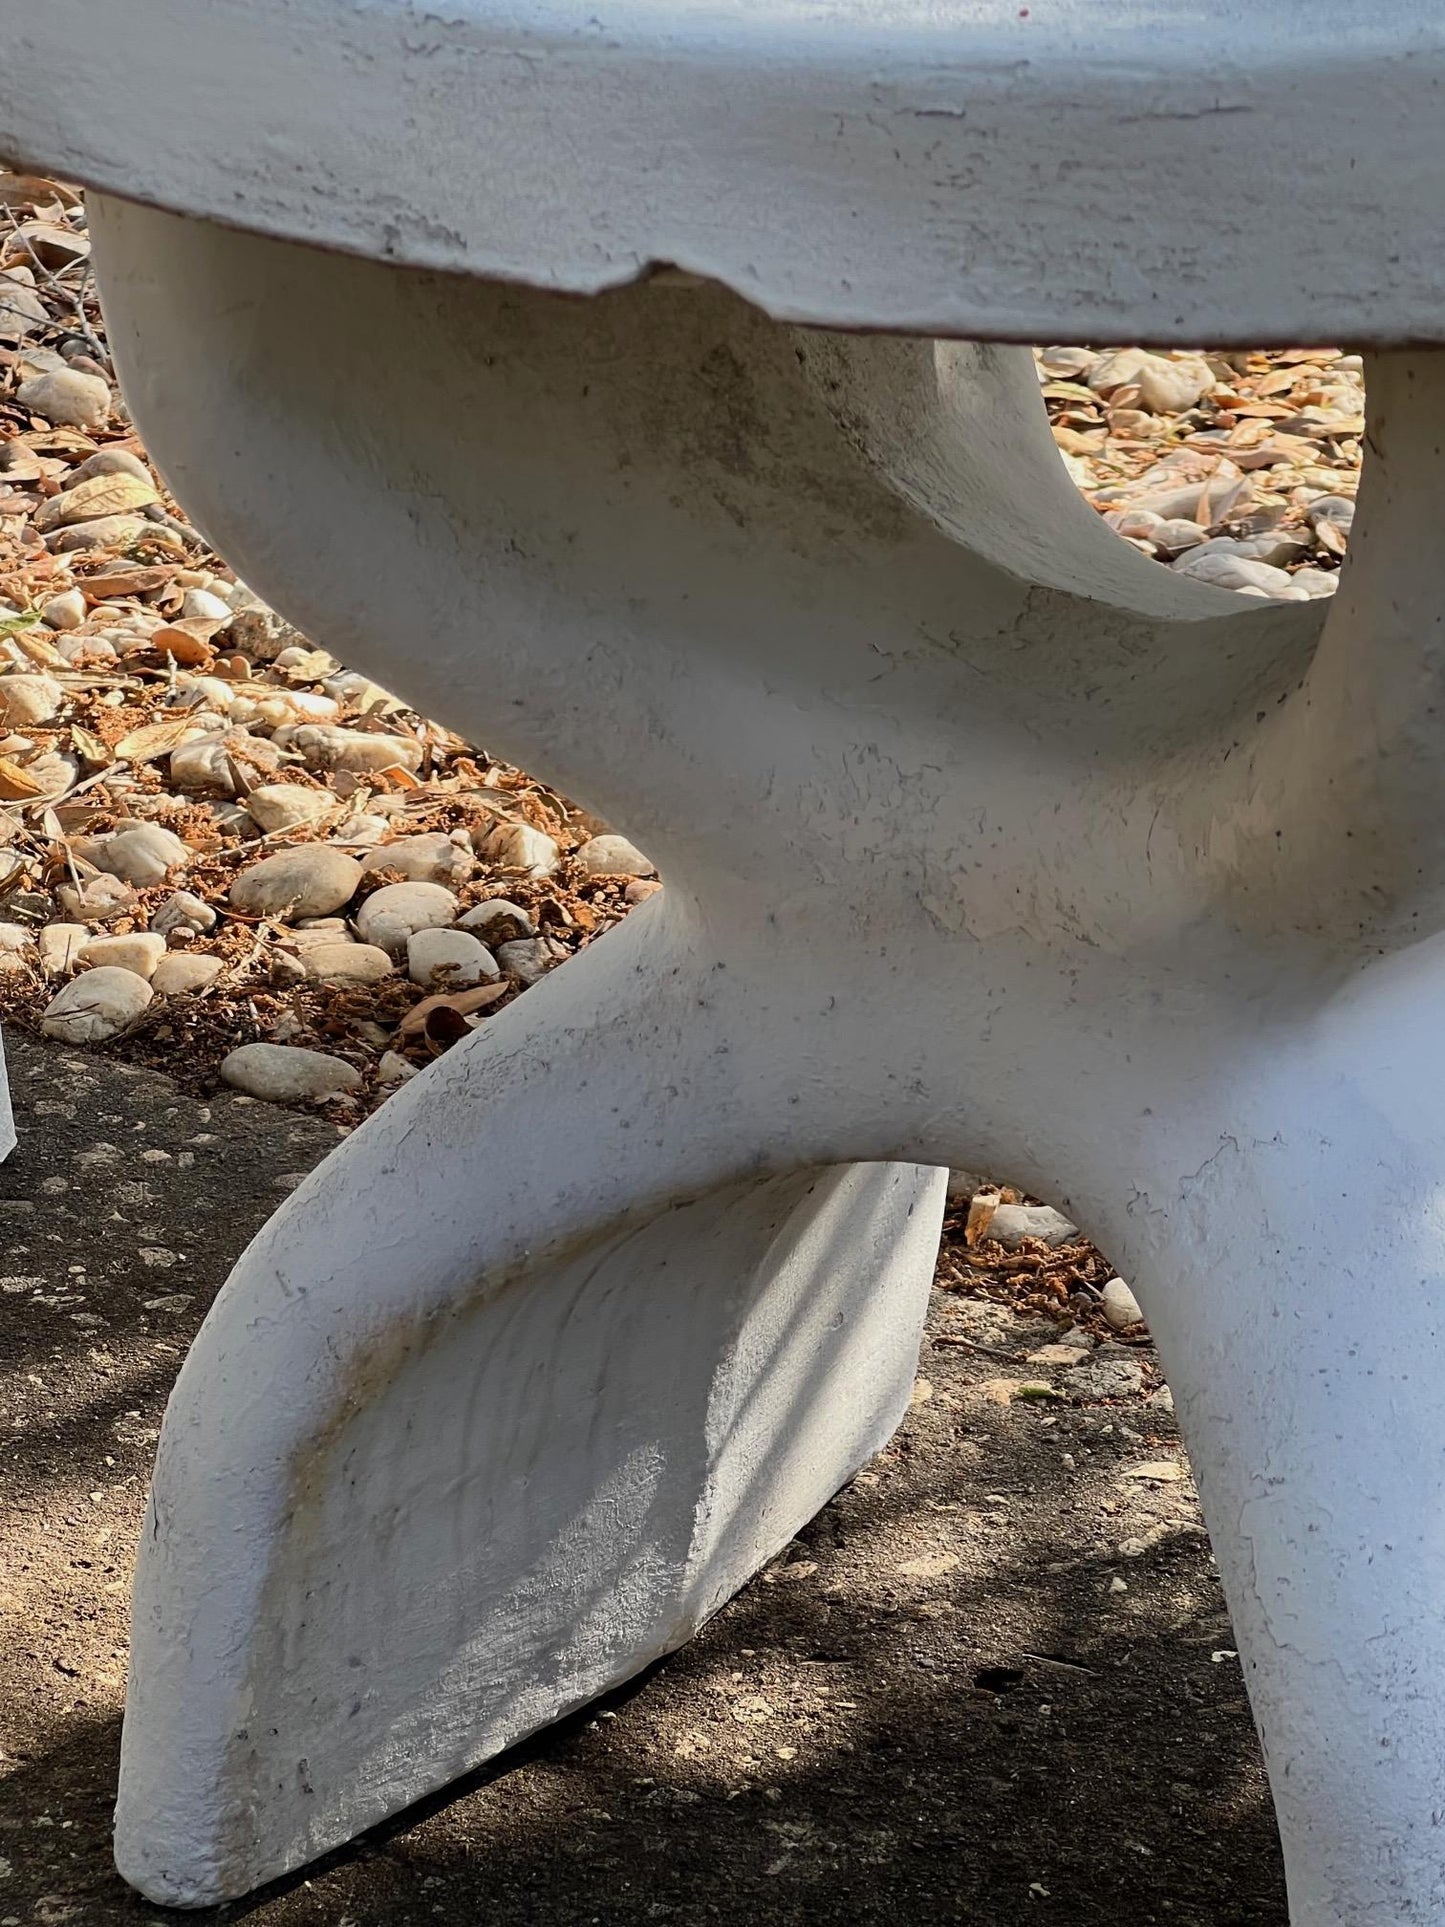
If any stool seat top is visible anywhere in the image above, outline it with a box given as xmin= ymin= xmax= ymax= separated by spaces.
xmin=3 ymin=0 xmax=1442 ymax=343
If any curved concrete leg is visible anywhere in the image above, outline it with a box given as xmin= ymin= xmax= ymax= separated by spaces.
xmin=115 ymin=901 xmax=944 ymax=1904
xmin=91 ymin=195 xmax=1445 ymax=1919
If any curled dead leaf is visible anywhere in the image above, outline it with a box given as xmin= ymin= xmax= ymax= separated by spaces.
xmin=151 ymin=624 xmax=214 ymax=666
xmin=0 ymin=755 xmax=46 ymax=800
xmin=69 ymin=724 xmax=109 ymax=765
xmin=77 ymin=566 xmax=171 ymax=600
xmin=114 ymin=716 xmax=203 ymax=764
xmin=398 ymin=981 xmax=509 ymax=1040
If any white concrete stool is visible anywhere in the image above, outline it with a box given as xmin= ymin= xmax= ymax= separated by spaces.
xmin=7 ymin=4 xmax=1445 ymax=1920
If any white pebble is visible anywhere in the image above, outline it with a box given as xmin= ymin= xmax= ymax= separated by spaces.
xmin=220 ymin=1042 xmax=362 ymax=1103
xmin=0 ymin=673 xmax=64 ymax=726
xmin=1171 ymin=551 xmax=1300 ymax=597
xmin=78 ymin=932 xmax=167 ymax=979
xmin=301 ymin=941 xmax=395 ymax=986
xmin=230 ymin=846 xmax=363 ymax=922
xmin=90 ymin=821 xmax=190 ymax=886
xmin=41 ymin=588 xmax=86 ymax=631
xmin=476 ymin=821 xmax=560 ymax=877
xmin=180 ymin=588 xmax=233 ymax=623
xmin=1102 ymin=1277 xmax=1145 ymax=1330
xmin=152 ymin=952 xmax=225 ymax=995
xmin=16 ymin=367 xmax=110 ymax=430
xmin=406 ymin=927 xmax=499 ymax=988
xmin=58 ymin=874 xmax=136 ymax=924
xmin=982 ymin=1203 xmax=1079 ymax=1249
xmin=361 ymin=832 xmax=474 ymax=888
xmin=457 ymin=898 xmax=537 ymax=938
xmin=244 ymin=783 xmax=338 ymax=833
xmin=41 ymin=965 xmax=152 ymax=1043
xmin=38 ymin=922 xmax=87 ymax=974
xmin=354 ymin=880 xmax=459 ymax=956
xmin=574 ymin=833 xmax=653 ymax=878
xmin=496 ymin=935 xmax=567 ymax=986
xmin=286 ymin=724 xmax=423 ymax=775
xmin=152 ymin=889 xmax=217 ymax=939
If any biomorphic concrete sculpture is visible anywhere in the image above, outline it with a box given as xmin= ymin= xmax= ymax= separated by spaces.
xmin=5 ymin=4 xmax=1445 ymax=1920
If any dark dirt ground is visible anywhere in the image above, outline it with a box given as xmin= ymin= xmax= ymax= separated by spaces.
xmin=0 ymin=1033 xmax=1288 ymax=1927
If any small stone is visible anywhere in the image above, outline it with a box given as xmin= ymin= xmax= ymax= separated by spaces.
xmin=1057 ymin=1326 xmax=1094 ymax=1352
xmin=0 ymin=673 xmax=63 ymax=726
xmin=1307 ymin=494 xmax=1355 ymax=532
xmin=171 ymin=734 xmax=282 ymax=796
xmin=354 ymin=880 xmax=459 ymax=956
xmin=244 ymin=783 xmax=337 ymax=833
xmin=1289 ymin=568 xmax=1339 ymax=599
xmin=286 ymin=724 xmax=424 ymax=775
xmin=496 ymin=935 xmax=567 ymax=986
xmin=1027 ymin=1343 xmax=1088 ymax=1369
xmin=48 ymin=513 xmax=153 ymax=554
xmin=16 ymin=367 xmax=110 ymax=430
xmin=57 ymin=874 xmax=136 ymax=924
xmin=0 ymin=922 xmax=31 ymax=954
xmin=574 ymin=833 xmax=653 ymax=878
xmin=180 ymin=588 xmax=233 ymax=623
xmin=0 ymin=275 xmax=47 ymax=340
xmin=64 ymin=447 xmax=152 ymax=488
xmin=406 ymin=927 xmax=499 ymax=988
xmin=1086 ymin=347 xmax=1151 ymax=395
xmin=325 ymin=670 xmax=403 ymax=714
xmin=38 ymin=922 xmax=87 ymax=974
xmin=1101 ymin=1277 xmax=1144 ymax=1330
xmin=457 ymin=898 xmax=537 ymax=939
xmin=90 ymin=821 xmax=190 ymax=886
xmin=361 ymin=832 xmax=474 ymax=888
xmin=376 ymin=1050 xmax=419 ymax=1088
xmin=152 ymin=952 xmax=225 ymax=995
xmin=1134 ymin=354 xmax=1214 ymax=415
xmin=40 ymin=588 xmax=86 ymax=631
xmin=1146 ymin=1384 xmax=1176 ymax=1416
xmin=1069 ymin=1354 xmax=1146 ymax=1402
xmin=1109 ymin=1576 xmax=1129 ymax=1594
xmin=78 ymin=932 xmax=167 ymax=979
xmin=220 ymin=1042 xmax=362 ymax=1103
xmin=1171 ymin=551 xmax=1302 ymax=597
xmin=152 ymin=889 xmax=217 ymax=939
xmin=1148 ymin=518 xmax=1208 ymax=556
xmin=1177 ymin=532 xmax=1309 ymax=570
xmin=982 ymin=1203 xmax=1079 ymax=1249
xmin=624 ymin=878 xmax=663 ymax=905
xmin=41 ymin=966 xmax=152 ymax=1043
xmin=231 ymin=846 xmax=363 ymax=922
xmin=330 ymin=811 xmax=390 ymax=848
xmin=279 ymin=923 xmax=353 ymax=953
xmin=301 ymin=942 xmax=395 ymax=986
xmin=476 ymin=821 xmax=561 ymax=877
xmin=1122 ymin=1460 xmax=1183 ymax=1483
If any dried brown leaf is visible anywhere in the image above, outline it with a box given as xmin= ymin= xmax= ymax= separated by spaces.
xmin=113 ymin=716 xmax=201 ymax=764
xmin=0 ymin=755 xmax=46 ymax=800
xmin=398 ymin=981 xmax=509 ymax=1039
xmin=151 ymin=624 xmax=214 ymax=666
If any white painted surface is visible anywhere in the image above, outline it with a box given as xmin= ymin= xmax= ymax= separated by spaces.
xmin=118 ymin=1129 xmax=941 ymax=1904
xmin=2 ymin=2 xmax=1444 ymax=342
xmin=0 ymin=1033 xmax=13 ymax=1164
xmin=82 ymin=194 xmax=1445 ymax=1923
